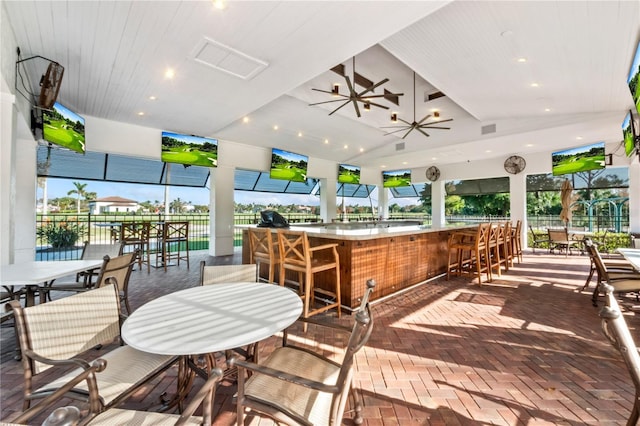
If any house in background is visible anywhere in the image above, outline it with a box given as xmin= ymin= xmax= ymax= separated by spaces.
xmin=89 ymin=196 xmax=141 ymax=214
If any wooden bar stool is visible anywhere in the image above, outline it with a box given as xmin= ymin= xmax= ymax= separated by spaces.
xmin=248 ymin=227 xmax=280 ymax=283
xmin=447 ymin=223 xmax=491 ymax=285
xmin=119 ymin=222 xmax=151 ymax=273
xmin=486 ymin=223 xmax=502 ymax=279
xmin=276 ymin=229 xmax=341 ymax=324
xmin=511 ymin=220 xmax=523 ymax=263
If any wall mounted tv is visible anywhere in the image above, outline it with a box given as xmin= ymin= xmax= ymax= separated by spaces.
xmin=622 ymin=111 xmax=637 ymax=157
xmin=161 ymin=131 xmax=218 ymax=168
xmin=628 ymin=40 xmax=640 ymax=115
xmin=338 ymin=164 xmax=361 ymax=184
xmin=42 ymin=102 xmax=85 ymax=154
xmin=270 ymin=148 xmax=308 ymax=182
xmin=382 ymin=169 xmax=411 ymax=188
xmin=551 ymin=141 xmax=606 ymax=176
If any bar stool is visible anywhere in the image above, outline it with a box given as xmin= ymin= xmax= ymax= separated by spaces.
xmin=511 ymin=220 xmax=523 ymax=263
xmin=120 ymin=222 xmax=151 ymax=273
xmin=498 ymin=221 xmax=512 ymax=272
xmin=247 ymin=227 xmax=280 ymax=283
xmin=447 ymin=223 xmax=491 ymax=285
xmin=276 ymin=229 xmax=341 ymax=324
xmin=160 ymin=221 xmax=190 ymax=271
xmin=486 ymin=223 xmax=502 ymax=279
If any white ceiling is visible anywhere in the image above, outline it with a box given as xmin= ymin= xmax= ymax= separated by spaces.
xmin=4 ymin=0 xmax=639 ymax=171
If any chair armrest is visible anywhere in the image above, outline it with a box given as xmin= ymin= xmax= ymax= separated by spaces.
xmin=176 ymin=368 xmax=224 ymax=424
xmin=282 ymin=317 xmax=352 ymax=346
xmin=229 ymin=357 xmax=339 ymax=394
xmin=309 ymin=243 xmax=338 ymax=253
xmin=9 ymin=359 xmax=107 ymax=425
xmin=24 ymin=349 xmax=93 ymax=370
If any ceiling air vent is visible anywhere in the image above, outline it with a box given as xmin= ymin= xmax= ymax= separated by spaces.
xmin=396 ymin=142 xmax=405 ymax=151
xmin=190 ymin=37 xmax=268 ymax=80
xmin=481 ymin=124 xmax=496 ymax=135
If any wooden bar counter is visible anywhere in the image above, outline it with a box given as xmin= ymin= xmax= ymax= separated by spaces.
xmin=242 ymin=223 xmax=474 ymax=310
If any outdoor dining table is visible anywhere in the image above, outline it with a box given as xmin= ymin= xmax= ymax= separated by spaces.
xmin=1 ymin=259 xmax=105 ymax=306
xmin=121 ymin=282 xmax=303 ymax=410
xmin=617 ymin=248 xmax=640 ymax=272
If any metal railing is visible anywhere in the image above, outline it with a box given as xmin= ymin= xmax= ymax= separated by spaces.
xmin=34 ymin=212 xmax=632 ymax=260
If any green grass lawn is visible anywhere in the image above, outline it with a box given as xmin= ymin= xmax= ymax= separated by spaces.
xmin=270 ymin=165 xmax=307 ymax=182
xmin=43 ymin=120 xmax=85 ymax=153
xmin=162 ymin=147 xmax=217 ymax=167
xmin=553 ymin=155 xmax=605 ymax=175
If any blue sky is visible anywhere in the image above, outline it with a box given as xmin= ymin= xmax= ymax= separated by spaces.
xmin=39 ymin=178 xmax=418 ymax=207
xmin=52 ymin=102 xmax=84 ymax=124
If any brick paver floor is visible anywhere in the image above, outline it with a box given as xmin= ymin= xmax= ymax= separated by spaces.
xmin=1 ymin=249 xmax=638 ymax=425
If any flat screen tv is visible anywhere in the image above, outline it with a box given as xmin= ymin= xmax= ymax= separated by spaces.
xmin=628 ymin=41 xmax=640 ymax=115
xmin=382 ymin=169 xmax=411 ymax=188
xmin=270 ymin=148 xmax=308 ymax=182
xmin=338 ymin=163 xmax=361 ymax=184
xmin=42 ymin=102 xmax=85 ymax=154
xmin=161 ymin=131 xmax=218 ymax=167
xmin=551 ymin=141 xmax=606 ymax=176
xmin=623 ymin=111 xmax=637 ymax=157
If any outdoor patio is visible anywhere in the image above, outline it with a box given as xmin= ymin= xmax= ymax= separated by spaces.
xmin=1 ymin=249 xmax=638 ymax=425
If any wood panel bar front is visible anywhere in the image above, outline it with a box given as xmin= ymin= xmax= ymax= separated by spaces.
xmin=242 ymin=225 xmax=474 ymax=309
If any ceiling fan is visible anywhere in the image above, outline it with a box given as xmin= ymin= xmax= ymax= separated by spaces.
xmin=309 ymin=57 xmax=403 ymax=118
xmin=381 ymin=72 xmax=453 ymax=139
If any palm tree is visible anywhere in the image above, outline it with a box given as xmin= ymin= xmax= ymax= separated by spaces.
xmin=67 ymin=182 xmax=88 ymax=214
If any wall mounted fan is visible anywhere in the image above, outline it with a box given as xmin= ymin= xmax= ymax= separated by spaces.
xmin=504 ymin=155 xmax=526 ymax=174
xmin=381 ymin=72 xmax=452 ymax=139
xmin=38 ymin=62 xmax=64 ymax=109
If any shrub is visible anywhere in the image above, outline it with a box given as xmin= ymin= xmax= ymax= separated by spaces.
xmin=37 ymin=221 xmax=86 ymax=248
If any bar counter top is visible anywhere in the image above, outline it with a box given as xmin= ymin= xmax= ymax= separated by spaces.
xmin=290 ymin=223 xmax=474 ymax=240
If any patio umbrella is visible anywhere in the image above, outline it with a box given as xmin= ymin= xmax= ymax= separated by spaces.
xmin=559 ymin=178 xmax=573 ymax=226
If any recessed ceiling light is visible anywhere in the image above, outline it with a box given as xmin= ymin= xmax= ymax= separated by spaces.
xmin=273 ymin=125 xmax=279 ymax=130
xmin=324 ymin=139 xmax=329 ymax=144
xmin=402 ymin=162 xmax=408 ymax=165
xmin=530 ymin=82 xmax=539 ymax=87
xmin=164 ymin=68 xmax=175 ymax=79
xmin=212 ymin=0 xmax=225 ymax=10
xmin=544 ymin=108 xmax=551 ymax=112
xmin=431 ymin=157 xmax=437 ymax=161
xmin=242 ymin=116 xmax=249 ymax=123
xmin=148 ymin=96 xmax=157 ymax=100
xmin=137 ymin=112 xmax=145 ymax=116
xmin=485 ymin=150 xmax=492 ymax=153
xmin=525 ymin=143 xmax=534 ymax=147
xmin=359 ymin=148 xmax=364 ymax=152
xmin=576 ymin=136 xmax=583 ymax=140
xmin=381 ymin=165 xmax=387 ymax=169
xmin=343 ymin=144 xmax=348 ymax=149
xmin=297 ymin=132 xmax=303 ymax=137
xmin=517 ymin=57 xmax=527 ymax=63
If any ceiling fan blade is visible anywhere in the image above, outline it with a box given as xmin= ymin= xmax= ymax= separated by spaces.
xmin=401 ymin=127 xmax=415 ymax=139
xmin=417 ymin=114 xmax=432 ymax=125
xmin=328 ymin=100 xmax=351 ymax=116
xmin=352 ymin=99 xmax=361 ymax=118
xmin=357 ymin=78 xmax=389 ymax=97
xmin=420 ymin=126 xmax=451 ymax=130
xmin=311 ymin=88 xmax=348 ymax=97
xmin=309 ymin=98 xmax=350 ymax=106
xmin=344 ymin=75 xmax=356 ymax=97
xmin=380 ymin=124 xmax=410 ymax=129
xmin=396 ymin=117 xmax=413 ymax=126
xmin=426 ymin=118 xmax=454 ymax=125
xmin=383 ymin=127 xmax=412 ymax=136
xmin=416 ymin=127 xmax=431 ymax=138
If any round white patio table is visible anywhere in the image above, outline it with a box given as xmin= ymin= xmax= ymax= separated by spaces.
xmin=122 ymin=282 xmax=302 ymax=355
xmin=121 ymin=282 xmax=303 ymax=411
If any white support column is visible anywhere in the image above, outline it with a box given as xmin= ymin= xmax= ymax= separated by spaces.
xmin=14 ymin=135 xmax=37 ymax=262
xmin=431 ymin=180 xmax=446 ymax=229
xmin=629 ymin=158 xmax=640 ymax=233
xmin=320 ymin=177 xmax=337 ymax=223
xmin=509 ymin=173 xmax=527 ymax=248
xmin=0 ymin=92 xmax=16 ymax=264
xmin=209 ymin=165 xmax=235 ymax=256
xmin=378 ymin=186 xmax=389 ymax=220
